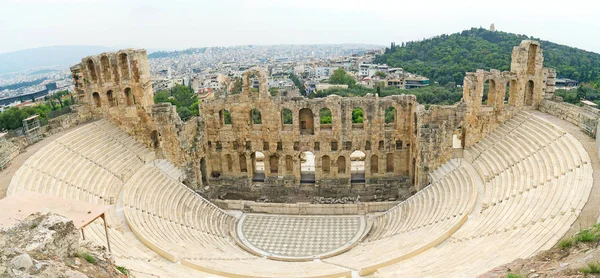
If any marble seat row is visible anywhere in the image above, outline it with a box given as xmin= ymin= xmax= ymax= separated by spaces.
xmin=375 ymin=112 xmax=593 ymax=277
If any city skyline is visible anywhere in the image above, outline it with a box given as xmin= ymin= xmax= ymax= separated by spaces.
xmin=1 ymin=0 xmax=600 ymax=54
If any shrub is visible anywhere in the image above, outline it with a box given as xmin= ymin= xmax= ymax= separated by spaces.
xmin=507 ymin=273 xmax=523 ymax=278
xmin=559 ymin=239 xmax=572 ymax=249
xmin=116 ymin=265 xmax=129 ymax=275
xmin=75 ymin=252 xmax=96 ymax=264
xmin=580 ymin=262 xmax=600 ymax=274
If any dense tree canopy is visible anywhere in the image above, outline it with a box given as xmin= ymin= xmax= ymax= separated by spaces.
xmin=0 ymin=90 xmax=74 ymax=131
xmin=375 ymin=28 xmax=600 ymax=86
xmin=154 ymin=84 xmax=199 ymax=121
xmin=329 ymin=68 xmax=356 ymax=88
xmin=311 ymin=85 xmax=463 ymax=106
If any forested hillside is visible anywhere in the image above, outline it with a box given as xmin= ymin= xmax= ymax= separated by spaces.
xmin=375 ymin=28 xmax=600 ymax=86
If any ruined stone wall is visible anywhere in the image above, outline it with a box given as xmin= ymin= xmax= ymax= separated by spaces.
xmin=539 ymin=98 xmax=600 ymax=138
xmin=65 ymin=40 xmax=557 ymax=201
xmin=200 ymin=68 xmax=418 ymax=201
xmin=414 ymin=103 xmax=465 ymax=188
xmin=70 ymin=50 xmax=203 ymax=187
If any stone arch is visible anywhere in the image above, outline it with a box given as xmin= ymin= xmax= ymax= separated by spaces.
xmin=352 ymin=107 xmax=364 ymax=129
xmin=282 ymin=108 xmax=293 ymax=125
xmin=299 ymin=108 xmax=314 ymax=134
xmin=118 ymin=52 xmax=130 ymax=79
xmin=86 ymin=59 xmax=97 ymax=82
xmin=220 ymin=109 xmax=232 ymax=125
xmin=150 ymin=130 xmax=159 ymax=149
xmin=239 ymin=154 xmax=248 ymax=172
xmin=320 ymin=108 xmax=332 ymax=130
xmin=384 ymin=106 xmax=396 ymax=125
xmin=251 ymin=151 xmax=265 ymax=182
xmin=527 ymin=44 xmax=538 ymax=75
xmin=225 ymin=154 xmax=233 ymax=172
xmin=350 ymin=150 xmax=365 ymax=183
xmin=365 ymin=140 xmax=371 ymax=150
xmin=505 ymin=80 xmax=515 ymax=104
xmin=242 ymin=67 xmax=268 ymax=96
xmin=92 ymin=92 xmax=101 ymax=108
xmin=483 ymin=79 xmax=496 ymax=107
xmin=269 ymin=154 xmax=279 ymax=174
xmin=322 ymin=155 xmax=331 ymax=174
xmin=386 ymin=153 xmax=394 ymax=173
xmin=101 ymin=55 xmax=111 ymax=82
xmin=370 ymin=154 xmax=379 ymax=174
xmin=250 ymin=109 xmax=262 ymax=125
xmin=337 ymin=156 xmax=346 ymax=174
xmin=524 ymin=80 xmax=534 ymax=106
xmin=124 ymin=87 xmax=134 ymax=106
xmin=300 ymin=151 xmax=315 ymax=183
xmin=106 ymin=90 xmax=116 ymax=107
xmin=285 ymin=155 xmax=293 ymax=173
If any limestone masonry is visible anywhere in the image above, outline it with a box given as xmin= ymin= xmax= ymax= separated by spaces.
xmin=68 ymin=40 xmax=553 ymax=203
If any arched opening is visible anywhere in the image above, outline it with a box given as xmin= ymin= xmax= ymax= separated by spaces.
xmin=285 ymin=155 xmax=293 ymax=173
xmin=385 ymin=106 xmax=395 ymax=125
xmin=370 ymin=155 xmax=379 ymax=174
xmin=119 ymin=53 xmax=130 ymax=79
xmin=386 ymin=153 xmax=394 ymax=173
xmin=365 ymin=140 xmax=371 ymax=150
xmin=300 ymin=151 xmax=315 ymax=183
xmin=87 ymin=59 xmax=97 ymax=82
xmin=413 ymin=112 xmax=417 ymax=135
xmin=505 ymin=81 xmax=513 ymax=103
xmin=524 ymin=80 xmax=534 ymax=106
xmin=482 ymin=79 xmax=495 ymax=106
xmin=337 ymin=156 xmax=346 ymax=174
xmin=239 ymin=154 xmax=248 ymax=173
xmin=269 ymin=154 xmax=279 ymax=174
xmin=200 ymin=158 xmax=208 ymax=184
xmin=106 ymin=90 xmax=116 ymax=107
xmin=322 ymin=155 xmax=331 ymax=174
xmin=320 ymin=108 xmax=332 ymax=130
xmin=299 ymin=108 xmax=314 ymax=134
xmin=250 ymin=109 xmax=262 ymax=125
xmin=92 ymin=92 xmax=101 ymax=108
xmin=150 ymin=130 xmax=159 ymax=149
xmin=488 ymin=79 xmax=496 ymax=107
xmin=350 ymin=151 xmax=366 ymax=183
xmin=220 ymin=109 xmax=232 ymax=125
xmin=101 ymin=55 xmax=110 ymax=82
xmin=282 ymin=108 xmax=293 ymax=125
xmin=124 ymin=88 xmax=134 ymax=106
xmin=226 ymin=154 xmax=233 ymax=172
xmin=527 ymin=44 xmax=538 ymax=75
xmin=352 ymin=107 xmax=364 ymax=129
xmin=251 ymin=151 xmax=265 ymax=182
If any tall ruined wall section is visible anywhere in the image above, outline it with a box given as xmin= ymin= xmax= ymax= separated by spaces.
xmin=70 ymin=50 xmax=202 ymax=187
xmin=67 ymin=40 xmax=558 ymax=200
xmin=416 ymin=40 xmax=554 ymax=188
xmin=414 ymin=103 xmax=466 ymax=188
xmin=200 ymin=68 xmax=418 ymax=201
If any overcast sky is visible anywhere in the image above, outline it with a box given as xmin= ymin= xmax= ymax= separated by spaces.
xmin=1 ymin=0 xmax=599 ymax=54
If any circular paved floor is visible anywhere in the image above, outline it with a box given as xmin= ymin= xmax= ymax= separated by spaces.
xmin=237 ymin=214 xmax=366 ymax=261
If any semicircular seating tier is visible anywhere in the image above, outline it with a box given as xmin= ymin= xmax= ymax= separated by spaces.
xmin=6 ymin=111 xmax=594 ymax=278
xmin=374 ymin=111 xmax=593 ymax=277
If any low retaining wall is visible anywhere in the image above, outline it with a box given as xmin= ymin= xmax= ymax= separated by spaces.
xmin=539 ymin=99 xmax=600 ymax=138
xmin=214 ymin=199 xmax=399 ymax=215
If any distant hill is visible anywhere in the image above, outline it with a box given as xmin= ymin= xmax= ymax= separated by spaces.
xmin=375 ymin=28 xmax=600 ymax=85
xmin=0 ymin=45 xmax=112 ymax=74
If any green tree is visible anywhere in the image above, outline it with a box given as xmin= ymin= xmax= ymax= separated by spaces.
xmin=352 ymin=108 xmax=363 ymax=123
xmin=329 ymin=68 xmax=356 ymax=88
xmin=375 ymin=71 xmax=387 ymax=78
